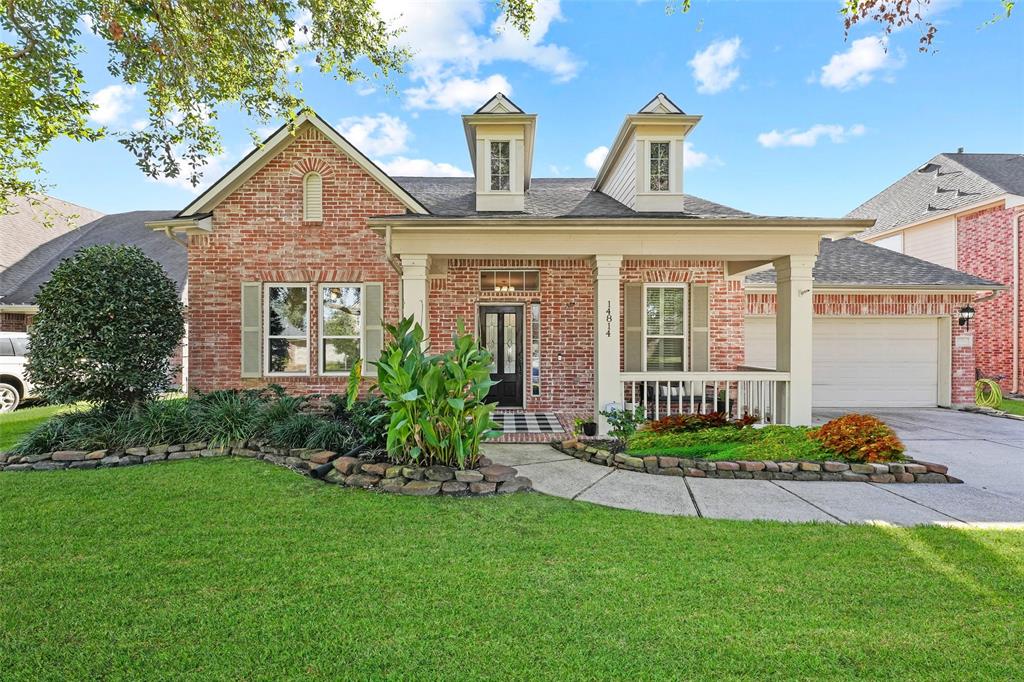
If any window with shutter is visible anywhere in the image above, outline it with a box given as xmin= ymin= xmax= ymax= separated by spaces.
xmin=240 ymin=282 xmax=262 ymax=377
xmin=362 ymin=283 xmax=384 ymax=376
xmin=303 ymin=172 xmax=323 ymax=221
xmin=319 ymin=284 xmax=362 ymax=375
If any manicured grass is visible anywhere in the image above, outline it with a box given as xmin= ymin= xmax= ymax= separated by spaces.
xmin=0 ymin=403 xmax=77 ymax=451
xmin=2 ymin=459 xmax=1023 ymax=679
xmin=1000 ymin=398 xmax=1024 ymax=416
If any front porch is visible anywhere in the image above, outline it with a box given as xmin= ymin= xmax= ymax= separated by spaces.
xmin=375 ymin=217 xmax=842 ymax=435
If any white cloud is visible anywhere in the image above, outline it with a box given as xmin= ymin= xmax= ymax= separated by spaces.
xmin=757 ymin=123 xmax=867 ymax=148
xmin=819 ymin=36 xmax=904 ymax=90
xmin=584 ymin=146 xmax=609 ymax=172
xmin=683 ymin=141 xmax=711 ymax=169
xmin=405 ymin=74 xmax=513 ymax=112
xmin=336 ymin=113 xmax=411 ymax=157
xmin=377 ymin=157 xmax=472 ymax=177
xmin=689 ymin=37 xmax=742 ymax=94
xmin=376 ymin=0 xmax=581 ymax=111
xmin=89 ymin=84 xmax=136 ymax=125
xmin=357 ymin=85 xmax=378 ymax=96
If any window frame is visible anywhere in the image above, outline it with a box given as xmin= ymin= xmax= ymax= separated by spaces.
xmin=641 ymin=283 xmax=689 ymax=372
xmin=486 ymin=139 xmax=512 ymax=193
xmin=318 ymin=282 xmax=364 ymax=377
xmin=263 ymin=282 xmax=311 ymax=377
xmin=647 ymin=140 xmax=672 ymax=193
xmin=479 ymin=268 xmax=540 ymax=293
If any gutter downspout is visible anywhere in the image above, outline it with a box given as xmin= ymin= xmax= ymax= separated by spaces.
xmin=1014 ymin=212 xmax=1021 ymax=394
xmin=384 ymin=224 xmax=403 ymax=276
xmin=163 ymin=226 xmax=188 ymax=248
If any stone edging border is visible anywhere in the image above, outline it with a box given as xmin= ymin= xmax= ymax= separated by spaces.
xmin=959 ymin=405 xmax=1024 ymax=422
xmin=552 ymin=439 xmax=961 ymax=484
xmin=0 ymin=443 xmax=533 ymax=497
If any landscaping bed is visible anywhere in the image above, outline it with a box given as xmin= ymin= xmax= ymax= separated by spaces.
xmin=555 ymin=412 xmax=961 ymax=483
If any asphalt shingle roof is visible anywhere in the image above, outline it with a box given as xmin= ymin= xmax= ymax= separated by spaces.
xmin=0 ymin=210 xmax=185 ymax=306
xmin=392 ymin=177 xmax=753 ymax=219
xmin=0 ymin=196 xmax=104 ymax=286
xmin=746 ymin=238 xmax=1002 ymax=289
xmin=849 ymin=152 xmax=1024 ymax=239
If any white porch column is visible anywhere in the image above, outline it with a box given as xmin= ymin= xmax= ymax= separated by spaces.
xmin=400 ymin=254 xmax=429 ymax=328
xmin=774 ymin=254 xmax=816 ymax=425
xmin=593 ymin=255 xmax=623 ymax=435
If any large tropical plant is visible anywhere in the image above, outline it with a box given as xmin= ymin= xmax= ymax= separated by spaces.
xmin=347 ymin=317 xmax=500 ymax=469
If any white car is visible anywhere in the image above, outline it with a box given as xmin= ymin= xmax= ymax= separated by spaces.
xmin=0 ymin=332 xmax=33 ymax=412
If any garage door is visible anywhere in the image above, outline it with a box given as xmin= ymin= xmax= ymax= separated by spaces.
xmin=744 ymin=317 xmax=941 ymax=407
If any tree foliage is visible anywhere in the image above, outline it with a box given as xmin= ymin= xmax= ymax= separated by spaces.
xmin=840 ymin=0 xmax=1015 ymax=51
xmin=1 ymin=0 xmax=537 ymax=216
xmin=25 ymin=245 xmax=185 ymax=407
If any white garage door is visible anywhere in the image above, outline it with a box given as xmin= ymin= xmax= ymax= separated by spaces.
xmin=744 ymin=317 xmax=941 ymax=407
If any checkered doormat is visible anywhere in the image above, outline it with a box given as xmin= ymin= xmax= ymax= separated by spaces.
xmin=493 ymin=412 xmax=563 ymax=434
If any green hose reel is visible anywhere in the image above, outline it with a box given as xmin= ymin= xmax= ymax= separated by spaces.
xmin=975 ymin=379 xmax=1003 ymax=408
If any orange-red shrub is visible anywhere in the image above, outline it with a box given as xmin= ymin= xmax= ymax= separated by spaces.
xmin=647 ymin=412 xmax=758 ymax=434
xmin=809 ymin=414 xmax=905 ymax=462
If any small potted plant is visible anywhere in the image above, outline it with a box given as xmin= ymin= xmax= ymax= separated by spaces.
xmin=575 ymin=416 xmax=598 ymax=438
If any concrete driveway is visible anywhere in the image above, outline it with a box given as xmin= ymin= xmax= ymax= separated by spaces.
xmin=484 ymin=408 xmax=1024 ymax=527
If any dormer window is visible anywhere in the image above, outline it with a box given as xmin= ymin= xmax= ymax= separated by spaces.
xmin=489 ymin=141 xmax=511 ymax=191
xmin=649 ymin=142 xmax=671 ymax=192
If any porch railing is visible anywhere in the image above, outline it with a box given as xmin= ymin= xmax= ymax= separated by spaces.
xmin=619 ymin=371 xmax=791 ymax=425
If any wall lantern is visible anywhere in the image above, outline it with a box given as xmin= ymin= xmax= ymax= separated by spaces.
xmin=958 ymin=304 xmax=976 ymax=330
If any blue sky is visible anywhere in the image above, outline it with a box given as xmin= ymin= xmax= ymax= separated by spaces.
xmin=38 ymin=0 xmax=1024 ymax=217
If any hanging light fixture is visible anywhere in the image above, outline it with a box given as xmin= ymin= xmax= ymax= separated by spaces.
xmin=958 ymin=304 xmax=976 ymax=330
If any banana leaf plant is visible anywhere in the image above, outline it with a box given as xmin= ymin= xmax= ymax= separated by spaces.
xmin=347 ymin=316 xmax=501 ymax=469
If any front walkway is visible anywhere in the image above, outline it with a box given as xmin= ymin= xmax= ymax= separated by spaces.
xmin=483 ymin=409 xmax=1024 ymax=527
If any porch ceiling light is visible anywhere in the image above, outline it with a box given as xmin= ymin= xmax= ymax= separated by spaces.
xmin=958 ymin=304 xmax=975 ymax=330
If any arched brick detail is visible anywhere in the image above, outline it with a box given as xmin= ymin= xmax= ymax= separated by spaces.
xmin=290 ymin=157 xmax=335 ymax=179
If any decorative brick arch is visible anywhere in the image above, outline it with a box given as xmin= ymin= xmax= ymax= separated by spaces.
xmin=290 ymin=157 xmax=335 ymax=180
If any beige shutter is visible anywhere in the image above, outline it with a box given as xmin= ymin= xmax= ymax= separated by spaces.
xmin=624 ymin=282 xmax=643 ymax=372
xmin=303 ymin=172 xmax=323 ymax=221
xmin=363 ymin=283 xmax=384 ymax=376
xmin=690 ymin=284 xmax=709 ymax=372
xmin=240 ymin=282 xmax=262 ymax=377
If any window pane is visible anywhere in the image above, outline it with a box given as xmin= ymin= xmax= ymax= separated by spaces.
xmin=646 ymin=287 xmax=685 ymax=336
xmin=503 ymin=313 xmax=516 ymax=374
xmin=646 ymin=338 xmax=685 ymax=371
xmin=11 ymin=338 xmax=28 ymax=356
xmin=322 ymin=338 xmax=360 ymax=373
xmin=0 ymin=340 xmax=13 ymax=356
xmin=530 ymin=303 xmax=541 ymax=397
xmin=480 ymin=271 xmax=496 ymax=291
xmin=269 ymin=338 xmax=308 ymax=373
xmin=649 ymin=141 xmax=670 ymax=192
xmin=523 ymin=270 xmax=540 ymax=291
xmin=485 ymin=313 xmax=499 ymax=372
xmin=322 ymin=286 xmax=361 ymax=336
xmin=490 ymin=141 xmax=510 ymax=191
xmin=267 ymin=286 xmax=307 ymax=335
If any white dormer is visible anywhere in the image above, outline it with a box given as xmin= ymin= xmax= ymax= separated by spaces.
xmin=463 ymin=93 xmax=537 ymax=212
xmin=593 ymin=93 xmax=701 ymax=213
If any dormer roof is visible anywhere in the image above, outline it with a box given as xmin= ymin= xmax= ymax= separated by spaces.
xmin=474 ymin=92 xmax=525 ymax=114
xmin=462 ymin=93 xmax=538 ymax=193
xmin=638 ymin=92 xmax=685 ymax=114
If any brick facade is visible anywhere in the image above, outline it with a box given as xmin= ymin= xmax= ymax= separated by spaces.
xmin=955 ymin=204 xmax=1024 ymax=393
xmin=745 ymin=291 xmax=977 ymax=405
xmin=186 ymin=126 xmax=406 ymax=395
xmin=0 ymin=312 xmax=32 ymax=332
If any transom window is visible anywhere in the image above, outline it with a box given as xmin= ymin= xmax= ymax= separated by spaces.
xmin=489 ymin=141 xmax=511 ymax=191
xmin=320 ymin=284 xmax=362 ymax=374
xmin=480 ymin=269 xmax=539 ymax=292
xmin=644 ymin=285 xmax=687 ymax=371
xmin=265 ymin=284 xmax=309 ymax=374
xmin=649 ymin=141 xmax=670 ymax=192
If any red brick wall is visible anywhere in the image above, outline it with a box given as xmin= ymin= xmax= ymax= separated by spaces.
xmin=956 ymin=204 xmax=1023 ymax=393
xmin=745 ymin=291 xmax=977 ymax=405
xmin=186 ymin=125 xmax=405 ymax=395
xmin=428 ymin=259 xmax=593 ymax=414
xmin=0 ymin=312 xmax=32 ymax=332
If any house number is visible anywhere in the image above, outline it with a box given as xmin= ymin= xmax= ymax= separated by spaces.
xmin=605 ymin=301 xmax=613 ymax=337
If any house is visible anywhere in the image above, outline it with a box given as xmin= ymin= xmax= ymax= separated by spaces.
xmin=0 ymin=194 xmax=104 ymax=331
xmin=148 ymin=94 xmax=1002 ymax=435
xmin=850 ymin=153 xmax=1024 ymax=395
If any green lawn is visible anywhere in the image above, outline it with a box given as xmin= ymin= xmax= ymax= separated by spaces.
xmin=1000 ymin=398 xmax=1024 ymax=417
xmin=1 ymin=459 xmax=1022 ymax=679
xmin=0 ymin=403 xmax=76 ymax=451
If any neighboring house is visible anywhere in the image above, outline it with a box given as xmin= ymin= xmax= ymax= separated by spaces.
xmin=0 ymin=210 xmax=188 ymax=387
xmin=148 ymin=94 xmax=1002 ymax=434
xmin=850 ymin=152 xmax=1024 ymax=395
xmin=0 ymin=194 xmax=104 ymax=331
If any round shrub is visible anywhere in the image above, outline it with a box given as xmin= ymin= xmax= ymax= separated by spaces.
xmin=25 ymin=245 xmax=185 ymax=408
xmin=809 ymin=414 xmax=905 ymax=462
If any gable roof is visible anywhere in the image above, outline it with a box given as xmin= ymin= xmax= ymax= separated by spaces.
xmin=175 ymin=110 xmax=428 ymax=219
xmin=474 ymin=92 xmax=524 ymax=114
xmin=391 ymin=177 xmax=752 ymax=219
xmin=638 ymin=92 xmax=685 ymax=114
xmin=0 ymin=210 xmax=185 ymax=306
xmin=1 ymin=195 xmax=104 ymax=276
xmin=850 ymin=152 xmax=1024 ymax=239
xmin=745 ymin=237 xmax=1003 ymax=290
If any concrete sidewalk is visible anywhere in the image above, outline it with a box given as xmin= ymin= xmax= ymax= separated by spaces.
xmin=483 ymin=442 xmax=1024 ymax=527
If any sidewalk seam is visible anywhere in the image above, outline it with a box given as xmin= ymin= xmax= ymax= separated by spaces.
xmin=571 ymin=468 xmax=615 ymax=501
xmin=866 ymin=483 xmax=971 ymax=525
xmin=770 ymin=481 xmax=847 ymax=524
